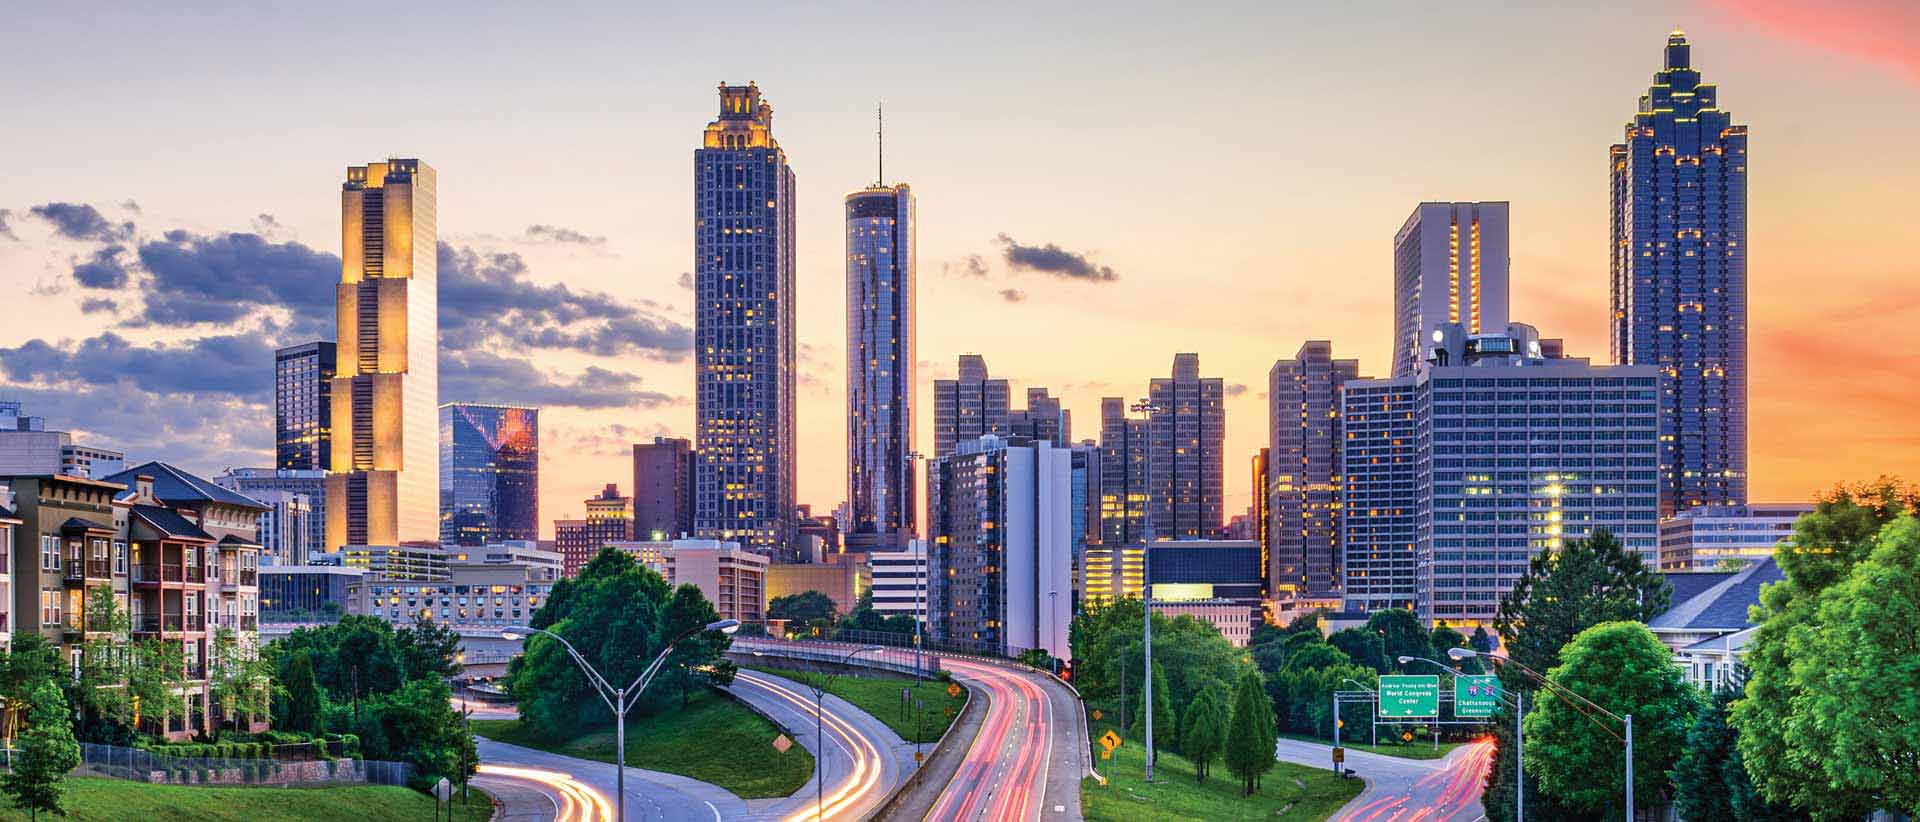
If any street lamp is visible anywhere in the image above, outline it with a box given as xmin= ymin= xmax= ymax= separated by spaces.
xmin=1400 ymin=655 xmax=1526 ymax=822
xmin=1128 ymin=397 xmax=1159 ymax=782
xmin=1448 ymin=647 xmax=1631 ymax=821
xmin=502 ymin=618 xmax=741 ymax=822
xmin=759 ymin=645 xmax=887 ymax=821
xmin=904 ymin=449 xmax=925 ymax=680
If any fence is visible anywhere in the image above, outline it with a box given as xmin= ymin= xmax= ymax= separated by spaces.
xmin=61 ymin=742 xmax=415 ymax=787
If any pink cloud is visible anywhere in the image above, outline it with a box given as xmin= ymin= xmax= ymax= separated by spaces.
xmin=1711 ymin=0 xmax=1920 ymax=82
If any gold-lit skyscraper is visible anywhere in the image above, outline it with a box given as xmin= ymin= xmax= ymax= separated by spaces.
xmin=325 ymin=159 xmax=439 ymax=552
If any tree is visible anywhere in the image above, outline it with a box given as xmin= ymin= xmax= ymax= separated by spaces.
xmin=1731 ymin=479 xmax=1917 ymax=820
xmin=4 ymin=680 xmax=81 ymax=820
xmin=127 ymin=638 xmax=187 ymax=734
xmin=1327 ymin=628 xmax=1388 ymax=672
xmin=281 ymin=650 xmax=323 ymax=735
xmin=1222 ymin=671 xmax=1275 ymax=797
xmin=70 ymin=584 xmax=133 ymax=739
xmin=0 ymin=635 xmax=59 ymax=746
xmin=1364 ymin=609 xmax=1431 ymax=672
xmin=1180 ymin=687 xmax=1228 ymax=784
xmin=1523 ymin=621 xmax=1699 ymax=817
xmin=360 ymin=677 xmax=477 ymax=791
xmin=1469 ymin=626 xmax=1497 ymax=653
xmin=1131 ymin=661 xmax=1174 ymax=756
xmin=767 ymin=590 xmax=837 ymax=623
xmin=1672 ymin=684 xmax=1806 ymax=822
xmin=656 ymin=582 xmax=735 ymax=708
xmin=396 ymin=614 xmax=464 ymax=682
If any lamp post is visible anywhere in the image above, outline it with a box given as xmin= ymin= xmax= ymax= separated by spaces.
xmin=1128 ymin=397 xmax=1159 ymax=782
xmin=1399 ymin=655 xmax=1525 ymax=822
xmin=502 ymin=618 xmax=741 ymax=822
xmin=904 ymin=449 xmax=925 ymax=679
xmin=775 ymin=645 xmax=886 ymax=822
xmin=1448 ymin=647 xmax=1629 ymax=821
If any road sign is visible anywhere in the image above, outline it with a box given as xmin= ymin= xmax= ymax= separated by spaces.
xmin=1378 ymin=675 xmax=1440 ymax=718
xmin=914 ymin=751 xmax=924 ymax=764
xmin=433 ymin=778 xmax=452 ymax=802
xmin=1091 ymin=709 xmax=1103 ymax=721
xmin=1402 ymin=731 xmax=1414 ymax=742
xmin=772 ymin=734 xmax=793 ymax=753
xmin=1332 ymin=747 xmax=1344 ymax=764
xmin=1099 ymin=730 xmax=1123 ymax=752
xmin=1100 ymin=749 xmax=1112 ymax=760
xmin=947 ymin=682 xmax=962 ymax=698
xmin=1454 ymin=674 xmax=1502 ymax=718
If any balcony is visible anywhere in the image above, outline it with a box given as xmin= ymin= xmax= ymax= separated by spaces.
xmin=132 ymin=565 xmax=204 ymax=585
xmin=238 ymin=570 xmax=258 ymax=587
xmin=132 ymin=613 xmax=206 ymax=633
xmin=239 ymin=615 xmax=258 ymax=631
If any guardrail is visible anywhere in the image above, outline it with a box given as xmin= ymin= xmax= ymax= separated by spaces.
xmin=730 ymin=638 xmax=940 ymax=679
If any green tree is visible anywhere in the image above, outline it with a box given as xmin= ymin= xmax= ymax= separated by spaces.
xmin=1523 ymin=621 xmax=1699 ymax=817
xmin=3 ymin=680 xmax=81 ymax=820
xmin=71 ymin=584 xmax=133 ymax=738
xmin=396 ymin=614 xmax=464 ymax=682
xmin=1 ymin=634 xmax=59 ymax=746
xmin=1222 ymin=671 xmax=1275 ymax=797
xmin=767 ymin=590 xmax=837 ymax=623
xmin=1469 ymin=626 xmax=1496 ymax=653
xmin=360 ymin=677 xmax=477 ymax=791
xmin=1179 ymin=687 xmax=1228 ymax=784
xmin=1672 ymin=685 xmax=1806 ymax=822
xmin=1731 ymin=479 xmax=1917 ymax=820
xmin=656 ymin=582 xmax=736 ymax=708
xmin=127 ymin=638 xmax=187 ymax=735
xmin=1131 ymin=661 xmax=1174 ymax=756
xmin=1327 ymin=627 xmax=1388 ymax=672
xmin=1429 ymin=627 xmax=1484 ymax=674
xmin=1364 ymin=609 xmax=1431 ymax=672
xmin=281 ymin=650 xmax=323 ymax=735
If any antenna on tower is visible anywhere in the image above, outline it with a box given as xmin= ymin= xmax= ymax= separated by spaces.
xmin=877 ymin=101 xmax=884 ymax=187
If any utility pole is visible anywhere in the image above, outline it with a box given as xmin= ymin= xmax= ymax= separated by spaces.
xmin=1130 ymin=397 xmax=1158 ymax=782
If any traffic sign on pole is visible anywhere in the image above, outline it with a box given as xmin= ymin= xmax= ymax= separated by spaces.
xmin=1378 ymin=675 xmax=1440 ymax=718
xmin=1454 ymin=674 xmax=1502 ymax=718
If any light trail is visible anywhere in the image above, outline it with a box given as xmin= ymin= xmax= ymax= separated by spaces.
xmin=732 ymin=669 xmax=885 ymax=821
xmin=476 ymin=763 xmax=614 ymax=822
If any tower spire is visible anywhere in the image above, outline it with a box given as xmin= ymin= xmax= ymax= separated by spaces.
xmin=876 ymin=101 xmax=885 ymax=187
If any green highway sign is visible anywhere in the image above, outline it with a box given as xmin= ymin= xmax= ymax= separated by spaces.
xmin=1379 ymin=675 xmax=1440 ymax=718
xmin=1454 ymin=675 xmax=1501 ymax=718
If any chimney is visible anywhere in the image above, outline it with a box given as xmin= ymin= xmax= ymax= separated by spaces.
xmin=0 ymin=483 xmax=13 ymax=510
xmin=136 ymin=474 xmax=154 ymax=501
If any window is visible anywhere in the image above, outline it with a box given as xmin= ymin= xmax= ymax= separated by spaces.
xmin=40 ymin=589 xmax=61 ymax=627
xmin=41 ymin=535 xmax=58 ymax=571
xmin=114 ymin=541 xmax=126 ymax=574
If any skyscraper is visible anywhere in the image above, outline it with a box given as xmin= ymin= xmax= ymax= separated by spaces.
xmin=1148 ymin=353 xmax=1225 ymax=539
xmin=1097 ymin=398 xmax=1147 ymax=546
xmin=1267 ymin=341 xmax=1362 ymax=603
xmin=694 ymin=84 xmax=798 ymax=558
xmin=845 ymin=183 xmax=915 ymax=543
xmin=325 ymin=159 xmax=437 ymax=552
xmin=438 ymin=403 xmax=539 ymax=546
xmin=927 ymin=435 xmax=1073 ymax=659
xmin=632 ymin=437 xmax=695 ymax=541
xmin=932 ymin=354 xmax=1010 ymax=458
xmin=1610 ymin=31 xmax=1748 ymax=515
xmin=554 ymin=484 xmax=632 ymax=577
xmin=1008 ymin=387 xmax=1071 ymax=447
xmin=275 ymin=341 xmax=335 ymax=471
xmin=1392 ymin=203 xmax=1511 ymax=378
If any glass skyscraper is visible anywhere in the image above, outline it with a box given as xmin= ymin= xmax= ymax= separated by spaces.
xmin=845 ymin=183 xmax=915 ymax=542
xmin=1610 ymin=31 xmax=1748 ymax=515
xmin=438 ymin=403 xmax=539 ymax=546
xmin=274 ymin=341 xmax=334 ymax=471
xmin=694 ymin=83 xmax=798 ymax=557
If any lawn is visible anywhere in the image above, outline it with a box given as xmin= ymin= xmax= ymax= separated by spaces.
xmin=742 ymin=665 xmax=968 ymax=744
xmin=1082 ymin=704 xmax=1362 ymax=822
xmin=470 ymin=687 xmax=812 ymax=799
xmin=0 ymin=777 xmax=492 ymax=821
xmin=1278 ymin=730 xmax=1467 ymax=761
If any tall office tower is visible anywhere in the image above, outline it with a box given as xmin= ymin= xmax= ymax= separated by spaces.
xmin=216 ymin=468 xmax=328 ymax=563
xmin=1148 ymin=354 xmax=1225 ymax=539
xmin=1610 ymin=31 xmax=1748 ymax=515
xmin=438 ymin=403 xmax=539 ymax=546
xmin=1267 ymin=342 xmax=1363 ymax=603
xmin=632 ymin=437 xmax=696 ymax=541
xmin=845 ymin=183 xmax=916 ymax=543
xmin=1097 ymin=398 xmax=1147 ymax=546
xmin=325 ymin=159 xmax=438 ymax=552
xmin=1342 ymin=323 xmax=1663 ymax=625
xmin=931 ymin=354 xmax=1010 ymax=458
xmin=1008 ymin=387 xmax=1071 ymax=446
xmin=1391 ymin=203 xmax=1511 ymax=378
xmin=694 ymin=83 xmax=798 ymax=557
xmin=926 ymin=436 xmax=1072 ymax=659
xmin=1250 ymin=448 xmax=1269 ymax=598
xmin=275 ymin=341 xmax=336 ymax=471
xmin=554 ymin=484 xmax=633 ymax=577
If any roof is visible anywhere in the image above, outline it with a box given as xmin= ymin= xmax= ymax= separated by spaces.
xmin=129 ymin=505 xmax=214 ymax=542
xmin=0 ymin=503 xmax=19 ymax=524
xmin=1682 ymin=625 xmax=1758 ymax=654
xmin=218 ymin=534 xmax=262 ymax=549
xmin=59 ymin=516 xmax=115 ymax=533
xmin=1662 ymin=569 xmax=1738 ymax=605
xmin=1651 ymin=557 xmax=1784 ymax=632
xmin=102 ymin=461 xmax=267 ymax=511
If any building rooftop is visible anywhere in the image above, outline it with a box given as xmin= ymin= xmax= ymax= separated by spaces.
xmin=104 ymin=461 xmax=268 ymax=510
xmin=1651 ymin=557 xmax=1783 ymax=632
xmin=129 ymin=505 xmax=214 ymax=542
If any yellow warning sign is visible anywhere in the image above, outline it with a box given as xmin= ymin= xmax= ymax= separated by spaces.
xmin=947 ymin=683 xmax=962 ymax=699
xmin=1100 ymin=749 xmax=1112 ymax=760
xmin=1091 ymin=709 xmax=1103 ymax=721
xmin=1099 ymin=730 xmax=1123 ymax=752
xmin=772 ymin=734 xmax=793 ymax=753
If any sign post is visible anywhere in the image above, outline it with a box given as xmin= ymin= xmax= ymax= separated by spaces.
xmin=1377 ymin=675 xmax=1440 ymax=719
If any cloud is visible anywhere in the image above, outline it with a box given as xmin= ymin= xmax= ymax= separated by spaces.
xmin=999 ymin=288 xmax=1028 ymax=303
xmin=677 ymin=272 xmax=695 ymax=290
xmin=0 ymin=384 xmax=269 ymax=477
xmin=72 ymin=246 xmax=131 ymax=289
xmin=79 ymin=298 xmax=118 ymax=315
xmin=438 ymin=244 xmax=693 ymax=361
xmin=943 ymin=254 xmax=989 ymax=278
xmin=121 ymin=200 xmax=142 ymax=214
xmin=0 ymin=331 xmax=275 ymax=400
xmin=1713 ymin=0 xmax=1920 ymax=84
xmin=525 ymin=224 xmax=607 ymax=246
xmin=28 ymin=202 xmax=132 ymax=242
xmin=440 ymin=350 xmax=679 ymax=409
xmin=132 ymin=230 xmax=337 ymax=337
xmin=995 ymin=234 xmax=1118 ymax=282
xmin=0 ymin=209 xmax=15 ymax=240
xmin=1226 ymin=383 xmax=1250 ymax=397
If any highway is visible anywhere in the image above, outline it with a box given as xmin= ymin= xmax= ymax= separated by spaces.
xmin=1274 ymin=735 xmax=1495 ymax=822
xmin=923 ymin=655 xmax=1084 ymax=821
xmin=471 ymin=761 xmax=615 ymax=822
xmin=477 ymin=735 xmax=747 ymax=821
xmin=725 ymin=667 xmax=917 ymax=821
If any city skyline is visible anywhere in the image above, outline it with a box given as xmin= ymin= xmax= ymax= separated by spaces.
xmin=4 ymin=5 xmax=1919 ymax=537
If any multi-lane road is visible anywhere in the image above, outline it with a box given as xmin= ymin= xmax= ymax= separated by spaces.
xmin=1275 ymin=735 xmax=1495 ymax=822
xmin=924 ymin=655 xmax=1084 ymax=821
xmin=726 ymin=667 xmax=918 ymax=821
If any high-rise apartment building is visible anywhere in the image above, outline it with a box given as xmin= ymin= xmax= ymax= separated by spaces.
xmin=1392 ymin=203 xmax=1511 ymax=378
xmin=694 ymin=83 xmax=798 ymax=558
xmin=1148 ymin=354 xmax=1225 ymax=539
xmin=932 ymin=354 xmax=1010 ymax=458
xmin=632 ymin=437 xmax=695 ymax=541
xmin=326 ymin=159 xmax=438 ymax=552
xmin=1342 ymin=323 xmax=1663 ymax=626
xmin=1008 ymin=387 xmax=1071 ymax=447
xmin=1610 ymin=31 xmax=1749 ymax=515
xmin=845 ymin=183 xmax=916 ymax=543
xmin=275 ymin=341 xmax=336 ymax=471
xmin=553 ymin=484 xmax=632 ymax=577
xmin=1097 ymin=398 xmax=1147 ymax=547
xmin=1267 ymin=342 xmax=1363 ymax=603
xmin=438 ymin=403 xmax=539 ymax=546
xmin=927 ymin=436 xmax=1073 ymax=659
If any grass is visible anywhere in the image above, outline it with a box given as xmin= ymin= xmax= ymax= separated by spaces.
xmin=470 ymin=687 xmax=812 ymax=799
xmin=0 ymin=777 xmax=492 ymax=821
xmin=1278 ymin=730 xmax=1467 ymax=761
xmin=1082 ymin=703 xmax=1362 ymax=822
xmin=742 ymin=665 xmax=969 ymax=744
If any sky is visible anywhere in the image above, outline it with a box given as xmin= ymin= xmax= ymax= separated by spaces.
xmin=2 ymin=0 xmax=1918 ymax=537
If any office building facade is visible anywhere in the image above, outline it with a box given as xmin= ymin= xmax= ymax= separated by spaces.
xmin=932 ymin=354 xmax=1010 ymax=458
xmin=845 ymin=183 xmax=916 ymax=543
xmin=1392 ymin=202 xmax=1511 ymax=378
xmin=1097 ymin=398 xmax=1147 ymax=547
xmin=868 ymin=542 xmax=928 ymax=625
xmin=1658 ymin=502 xmax=1810 ymax=571
xmin=215 ymin=468 xmax=326 ymax=565
xmin=275 ymin=341 xmax=336 ymax=471
xmin=553 ymin=484 xmax=632 ymax=577
xmin=927 ymin=436 xmax=1072 ymax=658
xmin=1610 ymin=31 xmax=1749 ymax=515
xmin=632 ymin=437 xmax=695 ymax=541
xmin=326 ymin=159 xmax=438 ymax=551
xmin=1148 ymin=354 xmax=1225 ymax=539
xmin=1008 ymin=387 xmax=1071 ymax=447
xmin=1267 ymin=342 xmax=1363 ymax=602
xmin=438 ymin=403 xmax=540 ymax=546
xmin=694 ymin=83 xmax=798 ymax=557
